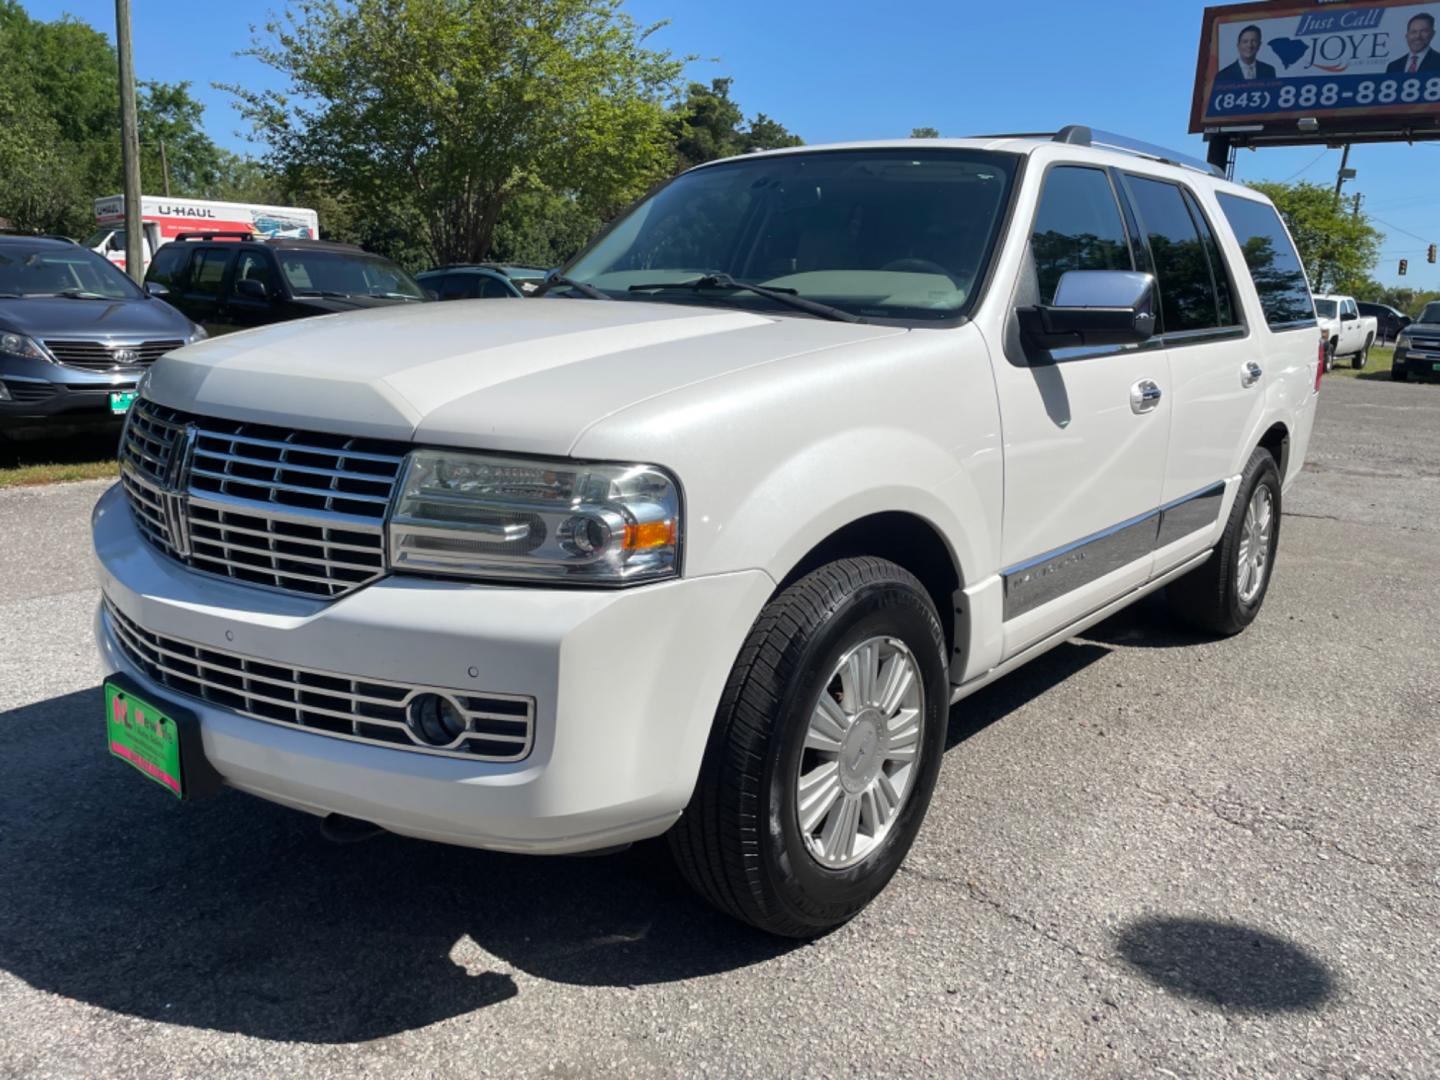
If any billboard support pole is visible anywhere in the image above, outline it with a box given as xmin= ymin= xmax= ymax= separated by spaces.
xmin=1206 ymin=132 xmax=1232 ymax=175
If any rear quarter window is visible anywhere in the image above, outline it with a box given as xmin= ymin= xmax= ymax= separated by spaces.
xmin=1215 ymin=194 xmax=1315 ymax=331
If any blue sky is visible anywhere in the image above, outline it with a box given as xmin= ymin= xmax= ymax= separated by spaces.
xmin=23 ymin=0 xmax=1440 ymax=288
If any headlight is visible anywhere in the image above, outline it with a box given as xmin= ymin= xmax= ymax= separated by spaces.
xmin=388 ymin=450 xmax=681 ymax=585
xmin=188 ymin=324 xmax=208 ymax=343
xmin=0 ymin=332 xmax=51 ymax=362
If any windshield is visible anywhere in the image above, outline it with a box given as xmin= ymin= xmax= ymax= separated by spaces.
xmin=1419 ymin=302 xmax=1440 ymax=325
xmin=277 ymin=250 xmax=425 ymax=299
xmin=0 ymin=244 xmax=142 ymax=299
xmin=1314 ymin=299 xmax=1338 ymax=318
xmin=565 ymin=148 xmax=1019 ymax=324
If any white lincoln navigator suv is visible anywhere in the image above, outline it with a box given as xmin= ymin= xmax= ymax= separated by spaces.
xmin=94 ymin=127 xmax=1320 ymax=936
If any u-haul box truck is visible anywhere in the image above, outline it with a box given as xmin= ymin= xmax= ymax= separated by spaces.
xmin=88 ymin=196 xmax=320 ymax=272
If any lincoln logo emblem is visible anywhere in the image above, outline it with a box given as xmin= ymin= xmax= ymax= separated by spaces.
xmin=159 ymin=423 xmax=199 ymax=558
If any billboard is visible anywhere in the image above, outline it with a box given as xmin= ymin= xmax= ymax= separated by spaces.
xmin=1190 ymin=0 xmax=1440 ymax=133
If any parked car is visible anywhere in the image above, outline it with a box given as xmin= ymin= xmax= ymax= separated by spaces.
xmin=0 ymin=235 xmax=204 ymax=439
xmin=1313 ymin=293 xmax=1377 ymax=370
xmin=144 ymin=234 xmax=426 ymax=335
xmin=1391 ymin=301 xmax=1440 ymax=381
xmin=94 ymin=127 xmax=1319 ymax=937
xmin=1356 ymin=300 xmax=1410 ymax=344
xmin=416 ymin=263 xmax=550 ymax=300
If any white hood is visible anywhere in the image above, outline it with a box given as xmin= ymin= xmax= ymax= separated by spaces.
xmin=146 ymin=299 xmax=905 ymax=454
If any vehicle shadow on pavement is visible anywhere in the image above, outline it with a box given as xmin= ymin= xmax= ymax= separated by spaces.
xmin=1115 ymin=917 xmax=1336 ymax=1014
xmin=1079 ymin=592 xmax=1217 ymax=651
xmin=945 ymin=640 xmax=1112 ymax=749
xmin=0 ymin=689 xmax=797 ymax=1044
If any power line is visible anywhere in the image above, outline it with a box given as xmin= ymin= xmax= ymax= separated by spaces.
xmin=1370 ymin=216 xmax=1433 ymax=244
xmin=1280 ymin=148 xmax=1331 ymax=182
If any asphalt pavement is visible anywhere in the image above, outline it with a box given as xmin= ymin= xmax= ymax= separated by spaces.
xmin=1 ymin=374 xmax=1436 ymax=1078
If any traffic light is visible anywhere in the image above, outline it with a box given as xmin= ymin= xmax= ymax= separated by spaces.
xmin=1400 ymin=259 xmax=1408 ymax=275
xmin=1429 ymin=244 xmax=1437 ymax=264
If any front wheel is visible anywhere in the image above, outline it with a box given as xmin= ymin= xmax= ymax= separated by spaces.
xmin=1392 ymin=363 xmax=1408 ymax=382
xmin=668 ymin=557 xmax=949 ymax=937
xmin=1166 ymin=447 xmax=1281 ymax=636
xmin=1324 ymin=340 xmax=1337 ymax=372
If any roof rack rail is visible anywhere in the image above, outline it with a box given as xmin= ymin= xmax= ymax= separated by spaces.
xmin=1053 ymin=125 xmax=1225 ymax=178
xmin=174 ymin=231 xmax=255 ymax=242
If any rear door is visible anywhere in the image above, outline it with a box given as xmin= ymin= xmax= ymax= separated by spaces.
xmin=993 ymin=163 xmax=1172 ymax=655
xmin=180 ymin=246 xmax=237 ymax=331
xmin=1117 ymin=173 xmax=1258 ymax=572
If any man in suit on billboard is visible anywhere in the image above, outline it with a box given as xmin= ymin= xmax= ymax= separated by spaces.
xmin=1387 ymin=12 xmax=1440 ymax=73
xmin=1216 ymin=25 xmax=1277 ymax=82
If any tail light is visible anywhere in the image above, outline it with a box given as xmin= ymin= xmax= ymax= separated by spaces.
xmin=1314 ymin=333 xmax=1325 ymax=391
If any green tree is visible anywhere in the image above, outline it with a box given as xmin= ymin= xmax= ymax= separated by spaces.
xmin=0 ymin=3 xmax=243 ymax=233
xmin=227 ymin=0 xmax=684 ymax=267
xmin=1247 ymin=180 xmax=1383 ymax=294
xmin=670 ymin=78 xmax=802 ymax=171
xmin=910 ymin=126 xmax=940 ymax=138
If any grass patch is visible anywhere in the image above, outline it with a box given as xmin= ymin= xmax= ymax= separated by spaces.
xmin=1327 ymin=344 xmax=1393 ymax=379
xmin=0 ymin=429 xmax=120 ymax=489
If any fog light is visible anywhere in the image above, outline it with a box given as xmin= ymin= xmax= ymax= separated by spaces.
xmin=0 ymin=381 xmax=11 ymax=402
xmin=406 ymin=693 xmax=468 ymax=746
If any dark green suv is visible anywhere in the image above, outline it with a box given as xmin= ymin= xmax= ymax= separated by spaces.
xmin=1393 ymin=302 xmax=1440 ymax=382
xmin=144 ymin=234 xmax=426 ymax=335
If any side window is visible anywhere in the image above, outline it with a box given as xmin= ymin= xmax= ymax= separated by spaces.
xmin=1029 ymin=166 xmax=1132 ymax=304
xmin=235 ymin=252 xmax=279 ymax=295
xmin=145 ymin=245 xmax=188 ymax=288
xmin=1183 ymin=190 xmax=1237 ymax=327
xmin=190 ymin=249 xmax=233 ymax=297
xmin=1122 ymin=175 xmax=1219 ymax=334
xmin=478 ymin=277 xmax=514 ymax=299
xmin=1215 ymin=194 xmax=1314 ymax=330
xmin=1342 ymin=298 xmax=1357 ymax=318
xmin=438 ymin=274 xmax=473 ymax=300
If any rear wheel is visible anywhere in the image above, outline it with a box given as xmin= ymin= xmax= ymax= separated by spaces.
xmin=1353 ymin=335 xmax=1371 ymax=369
xmin=669 ymin=557 xmax=949 ymax=937
xmin=1166 ymin=447 xmax=1281 ymax=636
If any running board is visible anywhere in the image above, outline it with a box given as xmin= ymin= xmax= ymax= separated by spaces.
xmin=950 ymin=549 xmax=1213 ymax=705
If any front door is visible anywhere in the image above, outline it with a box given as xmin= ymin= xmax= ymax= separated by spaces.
xmin=992 ymin=164 xmax=1172 ymax=656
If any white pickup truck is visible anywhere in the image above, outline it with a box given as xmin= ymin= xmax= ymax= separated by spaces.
xmin=94 ymin=127 xmax=1321 ymax=937
xmin=1313 ymin=293 xmax=1377 ymax=370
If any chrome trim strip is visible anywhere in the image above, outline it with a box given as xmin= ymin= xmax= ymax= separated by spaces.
xmin=1155 ymin=481 xmax=1226 ymax=548
xmin=1001 ymin=481 xmax=1227 ymax=620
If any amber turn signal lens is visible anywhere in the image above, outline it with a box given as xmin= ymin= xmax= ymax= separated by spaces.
xmin=624 ymin=519 xmax=676 ymax=550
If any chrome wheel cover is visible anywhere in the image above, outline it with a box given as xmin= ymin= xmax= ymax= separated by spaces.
xmin=795 ymin=636 xmax=925 ymax=870
xmin=1236 ymin=485 xmax=1274 ymax=605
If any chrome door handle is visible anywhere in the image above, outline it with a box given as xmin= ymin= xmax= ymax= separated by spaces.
xmin=1130 ymin=379 xmax=1162 ymax=413
xmin=1241 ymin=361 xmax=1263 ymax=388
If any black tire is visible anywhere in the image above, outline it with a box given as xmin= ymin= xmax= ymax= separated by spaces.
xmin=1353 ymin=335 xmax=1371 ymax=369
xmin=1324 ymin=339 xmax=1336 ymax=372
xmin=1392 ymin=363 xmax=1408 ymax=382
xmin=1166 ymin=447 xmax=1282 ymax=636
xmin=668 ymin=557 xmax=949 ymax=938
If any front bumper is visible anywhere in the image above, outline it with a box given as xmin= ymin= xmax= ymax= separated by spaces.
xmin=1393 ymin=345 xmax=1440 ymax=378
xmin=93 ymin=482 xmax=774 ymax=853
xmin=0 ymin=371 xmax=138 ymax=431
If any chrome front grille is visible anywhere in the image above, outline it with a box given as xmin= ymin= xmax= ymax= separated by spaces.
xmin=104 ymin=598 xmax=535 ymax=761
xmin=1407 ymin=336 xmax=1440 ymax=353
xmin=120 ymin=398 xmax=407 ymax=598
xmin=45 ymin=339 xmax=182 ymax=371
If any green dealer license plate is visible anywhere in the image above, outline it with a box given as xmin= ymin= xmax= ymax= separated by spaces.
xmin=106 ymin=682 xmax=185 ymax=798
xmin=109 ymin=390 xmax=137 ymax=415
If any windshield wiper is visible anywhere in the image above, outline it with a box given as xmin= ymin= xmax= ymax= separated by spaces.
xmin=533 ymin=275 xmax=612 ymax=300
xmin=55 ymin=289 xmax=113 ymax=300
xmin=292 ymin=289 xmax=353 ymax=299
xmin=627 ymin=273 xmax=864 ymax=324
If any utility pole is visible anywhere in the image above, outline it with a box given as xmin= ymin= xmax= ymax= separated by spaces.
xmin=1351 ymin=192 xmax=1362 ymax=219
xmin=1332 ymin=143 xmax=1353 ymax=208
xmin=115 ymin=0 xmax=143 ymax=283
xmin=159 ymin=138 xmax=171 ymax=198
